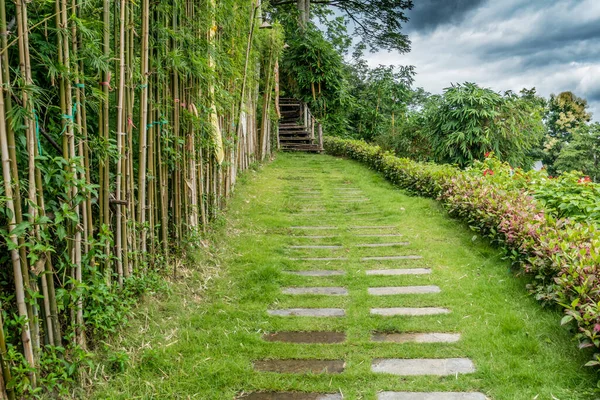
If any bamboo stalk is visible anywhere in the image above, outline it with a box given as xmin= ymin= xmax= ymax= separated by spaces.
xmin=137 ymin=0 xmax=150 ymax=256
xmin=0 ymin=302 xmax=13 ymax=400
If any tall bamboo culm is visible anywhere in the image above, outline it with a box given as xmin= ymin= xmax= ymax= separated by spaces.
xmin=0 ymin=0 xmax=283 ymax=396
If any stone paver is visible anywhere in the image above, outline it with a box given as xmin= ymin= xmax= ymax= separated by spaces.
xmin=367 ymin=269 xmax=431 ymax=275
xmin=264 ymin=331 xmax=346 ymax=344
xmin=289 ymin=245 xmax=343 ymax=249
xmin=283 ymin=270 xmax=345 ymax=276
xmin=372 ymin=358 xmax=475 ymax=376
xmin=282 ymin=287 xmax=348 ymax=296
xmin=254 ymin=359 xmax=345 ymax=374
xmin=368 ymin=286 xmax=441 ymax=295
xmin=362 ymin=255 xmax=422 ymax=261
xmin=372 ymin=332 xmax=461 ymax=344
xmin=377 ymin=392 xmax=486 ymax=400
xmin=351 ymin=225 xmax=397 ymax=229
xmin=290 ymin=226 xmax=338 ymax=230
xmin=370 ymin=307 xmax=450 ymax=316
xmin=357 ymin=234 xmax=403 ymax=237
xmin=241 ymin=393 xmax=343 ymax=400
xmin=293 ymin=235 xmax=337 ymax=239
xmin=268 ymin=308 xmax=345 ymax=317
xmin=290 ymin=257 xmax=348 ymax=261
xmin=356 ymin=242 xmax=410 ymax=247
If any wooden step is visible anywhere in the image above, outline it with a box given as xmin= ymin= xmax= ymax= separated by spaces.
xmin=280 ymin=137 xmax=312 ymax=142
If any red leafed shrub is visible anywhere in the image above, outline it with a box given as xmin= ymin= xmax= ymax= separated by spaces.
xmin=324 ymin=136 xmax=600 ymax=366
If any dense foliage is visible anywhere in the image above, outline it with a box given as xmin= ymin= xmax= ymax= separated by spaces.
xmin=270 ymin=0 xmax=413 ymax=52
xmin=0 ymin=0 xmax=282 ymax=397
xmin=325 ymin=137 xmax=600 ymax=368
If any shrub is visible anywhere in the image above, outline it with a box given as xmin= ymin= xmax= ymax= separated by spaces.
xmin=324 ymin=136 xmax=600 ymax=366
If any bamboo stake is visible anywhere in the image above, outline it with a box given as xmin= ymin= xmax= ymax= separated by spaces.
xmin=137 ymin=0 xmax=150 ymax=256
xmin=115 ymin=0 xmax=127 ymax=285
xmin=14 ymin=0 xmax=38 ymax=383
xmin=0 ymin=302 xmax=13 ymax=400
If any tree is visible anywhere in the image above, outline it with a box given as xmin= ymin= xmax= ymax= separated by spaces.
xmin=270 ymin=0 xmax=413 ymax=52
xmin=554 ymin=123 xmax=600 ymax=181
xmin=280 ymin=25 xmax=351 ymax=134
xmin=346 ymin=64 xmax=415 ymax=141
xmin=547 ymin=91 xmax=591 ymax=141
xmin=542 ymin=91 xmax=592 ymax=174
xmin=426 ymin=83 xmax=544 ymax=168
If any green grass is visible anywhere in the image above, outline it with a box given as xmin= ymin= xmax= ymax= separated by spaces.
xmin=92 ymin=153 xmax=599 ymax=399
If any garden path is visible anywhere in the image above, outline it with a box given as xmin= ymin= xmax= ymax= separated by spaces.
xmin=92 ymin=153 xmax=596 ymax=399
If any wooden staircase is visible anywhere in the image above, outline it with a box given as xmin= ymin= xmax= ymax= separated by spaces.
xmin=278 ymin=98 xmax=323 ymax=153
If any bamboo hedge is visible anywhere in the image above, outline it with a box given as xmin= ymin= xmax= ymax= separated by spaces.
xmin=0 ymin=0 xmax=283 ymax=397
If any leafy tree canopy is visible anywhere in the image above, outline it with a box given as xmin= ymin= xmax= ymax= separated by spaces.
xmin=270 ymin=0 xmax=413 ymax=53
xmin=554 ymin=122 xmax=600 ymax=181
xmin=546 ymin=91 xmax=592 ymax=141
xmin=427 ymin=83 xmax=545 ymax=168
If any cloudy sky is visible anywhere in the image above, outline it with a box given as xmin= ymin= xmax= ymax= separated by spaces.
xmin=367 ymin=0 xmax=600 ymax=118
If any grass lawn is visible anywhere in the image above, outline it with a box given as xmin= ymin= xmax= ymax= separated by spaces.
xmin=91 ymin=153 xmax=599 ymax=399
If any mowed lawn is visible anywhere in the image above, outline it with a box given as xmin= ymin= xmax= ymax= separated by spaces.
xmin=92 ymin=153 xmax=598 ymax=399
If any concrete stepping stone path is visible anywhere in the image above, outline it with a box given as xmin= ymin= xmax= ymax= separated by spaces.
xmin=241 ymin=393 xmax=343 ymax=400
xmin=356 ymin=242 xmax=410 ymax=247
xmin=288 ymin=245 xmax=343 ymax=249
xmin=283 ymin=270 xmax=345 ymax=276
xmin=290 ymin=226 xmax=338 ymax=230
xmin=254 ymin=359 xmax=345 ymax=374
xmin=268 ymin=308 xmax=345 ymax=317
xmin=282 ymin=287 xmax=348 ymax=296
xmin=264 ymin=331 xmax=346 ymax=344
xmin=377 ymin=393 xmax=486 ymax=400
xmin=367 ymin=268 xmax=431 ymax=275
xmin=371 ymin=307 xmax=450 ymax=316
xmin=368 ymin=286 xmax=441 ymax=295
xmin=372 ymin=332 xmax=461 ymax=344
xmin=362 ymin=255 xmax=422 ymax=261
xmin=251 ymin=163 xmax=483 ymax=399
xmin=372 ymin=358 xmax=476 ymax=376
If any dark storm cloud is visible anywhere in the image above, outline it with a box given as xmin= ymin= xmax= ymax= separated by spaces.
xmin=367 ymin=0 xmax=600 ymax=119
xmin=406 ymin=0 xmax=487 ymax=32
xmin=480 ymin=18 xmax=600 ymax=68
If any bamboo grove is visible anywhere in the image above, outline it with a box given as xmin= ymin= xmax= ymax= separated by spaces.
xmin=0 ymin=0 xmax=283 ymax=396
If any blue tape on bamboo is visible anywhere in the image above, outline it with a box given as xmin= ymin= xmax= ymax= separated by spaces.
xmin=34 ymin=109 xmax=42 ymax=156
xmin=74 ymin=83 xmax=85 ymax=89
xmin=138 ymin=84 xmax=148 ymax=90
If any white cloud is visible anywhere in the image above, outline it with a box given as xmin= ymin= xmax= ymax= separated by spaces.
xmin=366 ymin=0 xmax=600 ymax=118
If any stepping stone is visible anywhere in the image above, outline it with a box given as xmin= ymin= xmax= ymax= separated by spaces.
xmin=291 ymin=226 xmax=338 ymax=230
xmin=283 ymin=270 xmax=345 ymax=276
xmin=241 ymin=393 xmax=342 ymax=400
xmin=264 ymin=331 xmax=346 ymax=344
xmin=351 ymin=226 xmax=396 ymax=229
xmin=372 ymin=332 xmax=461 ymax=344
xmin=370 ymin=307 xmax=450 ymax=316
xmin=282 ymin=287 xmax=348 ymax=296
xmin=357 ymin=234 xmax=403 ymax=237
xmin=268 ymin=308 xmax=345 ymax=317
xmin=290 ymin=257 xmax=348 ymax=261
xmin=367 ymin=269 xmax=431 ymax=276
xmin=254 ymin=359 xmax=345 ymax=374
xmin=293 ymin=235 xmax=337 ymax=239
xmin=368 ymin=286 xmax=441 ymax=295
xmin=362 ymin=256 xmax=422 ymax=261
xmin=288 ymin=245 xmax=343 ymax=249
xmin=356 ymin=243 xmax=409 ymax=248
xmin=377 ymin=392 xmax=485 ymax=400
xmin=371 ymin=358 xmax=475 ymax=376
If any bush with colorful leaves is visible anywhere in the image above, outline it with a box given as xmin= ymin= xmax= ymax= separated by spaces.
xmin=324 ymin=136 xmax=600 ymax=366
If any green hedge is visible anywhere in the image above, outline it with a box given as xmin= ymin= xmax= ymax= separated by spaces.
xmin=325 ymin=137 xmax=600 ymax=366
